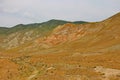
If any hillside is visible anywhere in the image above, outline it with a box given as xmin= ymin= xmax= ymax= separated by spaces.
xmin=0 ymin=13 xmax=120 ymax=80
xmin=3 ymin=12 xmax=120 ymax=54
xmin=0 ymin=20 xmax=87 ymax=50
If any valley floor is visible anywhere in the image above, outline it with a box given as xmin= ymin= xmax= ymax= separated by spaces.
xmin=0 ymin=51 xmax=120 ymax=80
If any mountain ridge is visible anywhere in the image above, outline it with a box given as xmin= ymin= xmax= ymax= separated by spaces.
xmin=0 ymin=12 xmax=119 ymax=53
xmin=0 ymin=19 xmax=87 ymax=50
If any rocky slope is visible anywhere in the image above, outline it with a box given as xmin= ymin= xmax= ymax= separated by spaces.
xmin=0 ymin=20 xmax=86 ymax=51
xmin=6 ymin=12 xmax=120 ymax=54
xmin=0 ymin=13 xmax=120 ymax=54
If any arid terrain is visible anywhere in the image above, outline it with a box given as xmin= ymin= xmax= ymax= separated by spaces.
xmin=0 ymin=13 xmax=120 ymax=80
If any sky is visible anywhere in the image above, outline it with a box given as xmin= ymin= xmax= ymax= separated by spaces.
xmin=0 ymin=0 xmax=120 ymax=27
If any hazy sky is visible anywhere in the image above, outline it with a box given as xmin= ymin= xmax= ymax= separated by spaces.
xmin=0 ymin=0 xmax=120 ymax=27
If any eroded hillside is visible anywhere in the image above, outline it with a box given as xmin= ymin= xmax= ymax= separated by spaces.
xmin=0 ymin=13 xmax=120 ymax=80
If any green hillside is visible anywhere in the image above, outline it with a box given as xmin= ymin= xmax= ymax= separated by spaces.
xmin=0 ymin=19 xmax=87 ymax=51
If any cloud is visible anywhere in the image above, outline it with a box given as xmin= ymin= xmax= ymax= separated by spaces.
xmin=0 ymin=0 xmax=120 ymax=27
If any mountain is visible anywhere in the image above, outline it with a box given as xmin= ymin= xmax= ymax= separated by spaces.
xmin=0 ymin=13 xmax=120 ymax=53
xmin=0 ymin=12 xmax=120 ymax=54
xmin=2 ymin=12 xmax=119 ymax=54
xmin=0 ymin=13 xmax=120 ymax=80
xmin=0 ymin=19 xmax=87 ymax=51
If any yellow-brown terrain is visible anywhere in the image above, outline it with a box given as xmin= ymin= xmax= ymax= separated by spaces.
xmin=0 ymin=13 xmax=120 ymax=80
